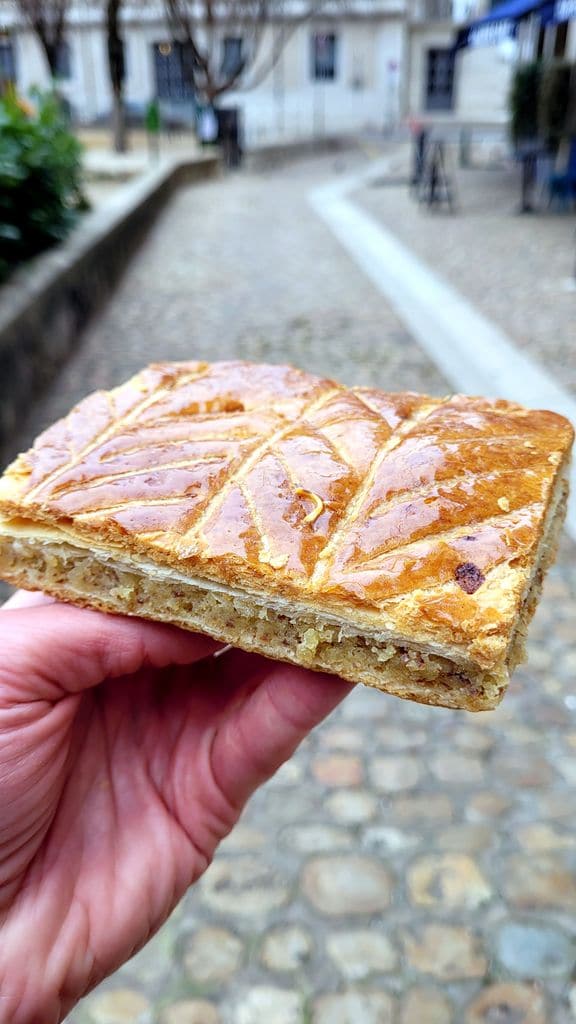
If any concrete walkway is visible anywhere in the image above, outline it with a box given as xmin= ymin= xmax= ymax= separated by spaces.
xmin=6 ymin=150 xmax=576 ymax=1024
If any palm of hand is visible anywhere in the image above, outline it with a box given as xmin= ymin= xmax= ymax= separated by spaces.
xmin=0 ymin=602 xmax=350 ymax=1023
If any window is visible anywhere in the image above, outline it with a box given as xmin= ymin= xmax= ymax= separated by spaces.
xmin=221 ymin=37 xmax=243 ymax=78
xmin=55 ymin=40 xmax=72 ymax=79
xmin=153 ymin=41 xmax=195 ymax=101
xmin=0 ymin=34 xmax=16 ymax=88
xmin=425 ymin=48 xmax=455 ymax=111
xmin=311 ymin=33 xmax=337 ymax=81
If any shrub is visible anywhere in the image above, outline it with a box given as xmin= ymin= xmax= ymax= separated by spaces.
xmin=509 ymin=62 xmax=541 ymax=146
xmin=539 ymin=61 xmax=572 ymax=153
xmin=0 ymin=89 xmax=87 ymax=285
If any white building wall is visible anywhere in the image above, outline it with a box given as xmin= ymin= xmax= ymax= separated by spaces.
xmin=221 ymin=19 xmax=405 ymax=146
xmin=15 ymin=24 xmax=112 ymax=122
xmin=10 ymin=13 xmax=405 ymax=142
xmin=408 ymin=24 xmax=513 ymax=123
xmin=123 ymin=19 xmax=165 ymax=107
xmin=407 ymin=25 xmax=449 ymax=114
xmin=455 ymin=46 xmax=513 ymax=122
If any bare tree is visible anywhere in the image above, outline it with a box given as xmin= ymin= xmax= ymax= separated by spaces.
xmin=106 ymin=0 xmax=127 ymax=152
xmin=15 ymin=0 xmax=69 ymax=78
xmin=164 ymin=0 xmax=343 ymax=105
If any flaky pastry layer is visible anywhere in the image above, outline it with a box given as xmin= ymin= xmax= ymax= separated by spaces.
xmin=0 ymin=472 xmax=567 ymax=711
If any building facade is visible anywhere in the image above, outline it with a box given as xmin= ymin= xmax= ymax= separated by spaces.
xmin=0 ymin=0 xmax=573 ymax=144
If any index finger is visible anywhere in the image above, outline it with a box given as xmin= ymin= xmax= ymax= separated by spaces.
xmin=0 ymin=603 xmax=222 ymax=703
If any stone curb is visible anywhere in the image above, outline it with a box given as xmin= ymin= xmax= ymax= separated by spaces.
xmin=0 ymin=152 xmax=219 ymax=465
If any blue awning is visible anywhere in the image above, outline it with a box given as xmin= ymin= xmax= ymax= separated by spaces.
xmin=551 ymin=0 xmax=576 ymax=20
xmin=455 ymin=0 xmax=552 ymax=48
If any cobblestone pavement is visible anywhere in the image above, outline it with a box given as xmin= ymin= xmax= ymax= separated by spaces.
xmin=355 ymin=144 xmax=576 ymax=396
xmin=3 ymin=151 xmax=576 ymax=1023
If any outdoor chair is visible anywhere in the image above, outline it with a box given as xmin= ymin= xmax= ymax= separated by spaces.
xmin=548 ymin=139 xmax=576 ymax=208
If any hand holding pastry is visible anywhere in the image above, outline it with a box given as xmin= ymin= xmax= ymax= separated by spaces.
xmin=0 ymin=591 xmax=350 ymax=1024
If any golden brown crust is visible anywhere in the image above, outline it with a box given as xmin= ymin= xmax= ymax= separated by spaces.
xmin=0 ymin=360 xmax=572 ymax=708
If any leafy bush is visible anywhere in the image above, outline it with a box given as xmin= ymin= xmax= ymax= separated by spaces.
xmin=0 ymin=90 xmax=87 ymax=285
xmin=509 ymin=62 xmax=541 ymax=145
xmin=539 ymin=61 xmax=572 ymax=153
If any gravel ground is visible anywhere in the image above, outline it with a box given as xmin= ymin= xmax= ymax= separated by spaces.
xmin=355 ymin=144 xmax=576 ymax=395
xmin=2 ymin=151 xmax=576 ymax=1024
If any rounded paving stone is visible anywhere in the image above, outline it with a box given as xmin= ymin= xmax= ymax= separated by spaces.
xmin=401 ymin=987 xmax=453 ymax=1024
xmin=312 ymin=755 xmax=363 ymax=786
xmin=199 ymin=858 xmax=289 ymax=917
xmin=327 ymin=789 xmax=378 ymax=824
xmin=390 ymin=795 xmax=453 ymax=823
xmin=326 ymin=929 xmax=397 ymax=979
xmin=219 ymin=826 xmax=266 ymax=852
xmin=183 ymin=925 xmax=243 ymax=984
xmin=370 ymin=756 xmax=421 ymax=793
xmin=515 ymin=823 xmax=575 ymax=851
xmin=302 ymin=855 xmax=392 ymax=915
xmin=555 ymin=756 xmax=576 ymax=785
xmin=269 ymin=761 xmax=304 ymax=786
xmin=452 ymin=727 xmax=494 ymax=753
xmin=407 ymin=854 xmax=492 ymax=910
xmin=403 ymin=924 xmax=487 ymax=980
xmin=312 ymin=991 xmax=394 ymax=1024
xmin=495 ymin=922 xmax=575 ymax=978
xmin=466 ymin=792 xmax=510 ymax=821
xmin=430 ymin=752 xmax=484 ymax=785
xmin=261 ymin=925 xmax=313 ymax=971
xmin=490 ymin=753 xmax=552 ymax=789
xmin=159 ymin=1001 xmax=220 ymax=1024
xmin=234 ymin=986 xmax=303 ymax=1024
xmin=362 ymin=826 xmax=420 ymax=854
xmin=502 ymin=855 xmax=576 ymax=911
xmin=88 ymin=990 xmax=151 ymax=1024
xmin=436 ymin=825 xmax=492 ymax=853
xmin=320 ymin=727 xmax=364 ymax=750
xmin=377 ymin=726 xmax=427 ymax=749
xmin=281 ymin=825 xmax=353 ymax=853
xmin=464 ymin=982 xmax=546 ymax=1023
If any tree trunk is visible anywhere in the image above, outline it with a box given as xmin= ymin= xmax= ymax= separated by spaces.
xmin=107 ymin=0 xmax=127 ymax=153
xmin=111 ymin=86 xmax=126 ymax=153
xmin=41 ymin=39 xmax=60 ymax=80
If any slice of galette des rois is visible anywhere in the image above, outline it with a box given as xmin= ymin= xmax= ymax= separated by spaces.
xmin=0 ymin=360 xmax=572 ymax=711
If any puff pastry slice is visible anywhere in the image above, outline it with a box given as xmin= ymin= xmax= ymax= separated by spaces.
xmin=0 ymin=360 xmax=572 ymax=711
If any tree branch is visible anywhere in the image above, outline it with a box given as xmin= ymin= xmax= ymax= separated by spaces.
xmin=15 ymin=0 xmax=71 ymax=76
xmin=162 ymin=0 xmax=348 ymax=103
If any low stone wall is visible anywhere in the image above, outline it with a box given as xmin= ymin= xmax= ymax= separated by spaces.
xmin=0 ymin=153 xmax=218 ymax=466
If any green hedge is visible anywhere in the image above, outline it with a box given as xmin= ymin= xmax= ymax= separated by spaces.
xmin=539 ymin=61 xmax=573 ymax=152
xmin=510 ymin=61 xmax=576 ymax=152
xmin=509 ymin=62 xmax=542 ymax=144
xmin=0 ymin=90 xmax=87 ymax=285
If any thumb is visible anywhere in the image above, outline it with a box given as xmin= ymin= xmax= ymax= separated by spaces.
xmin=0 ymin=602 xmax=221 ymax=704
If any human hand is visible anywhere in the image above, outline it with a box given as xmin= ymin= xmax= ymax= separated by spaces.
xmin=0 ymin=592 xmax=351 ymax=1024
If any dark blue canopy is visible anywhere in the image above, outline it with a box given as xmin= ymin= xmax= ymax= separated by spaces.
xmin=550 ymin=0 xmax=576 ymax=20
xmin=455 ymin=0 xmax=556 ymax=48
